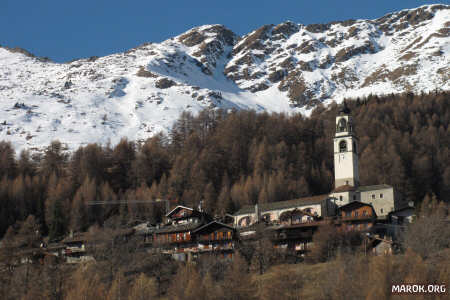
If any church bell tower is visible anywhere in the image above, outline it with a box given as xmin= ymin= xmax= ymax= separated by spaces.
xmin=334 ymin=102 xmax=359 ymax=188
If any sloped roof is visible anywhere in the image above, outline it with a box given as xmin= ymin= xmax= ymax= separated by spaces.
xmin=154 ymin=222 xmax=201 ymax=234
xmin=234 ymin=194 xmax=329 ymax=215
xmin=338 ymin=201 xmax=374 ymax=211
xmin=388 ymin=206 xmax=415 ymax=215
xmin=332 ymin=185 xmax=356 ymax=193
xmin=356 ymin=184 xmax=392 ymax=192
xmin=192 ymin=221 xmax=234 ymax=234
xmin=165 ymin=205 xmax=194 ymax=217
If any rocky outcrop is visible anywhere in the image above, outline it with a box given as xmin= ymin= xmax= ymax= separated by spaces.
xmin=155 ymin=78 xmax=176 ymax=89
xmin=0 ymin=5 xmax=448 ymax=152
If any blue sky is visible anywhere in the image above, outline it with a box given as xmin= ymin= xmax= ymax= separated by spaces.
xmin=1 ymin=0 xmax=448 ymax=62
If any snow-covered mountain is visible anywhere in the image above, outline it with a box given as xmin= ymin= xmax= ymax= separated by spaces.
xmin=0 ymin=4 xmax=448 ymax=152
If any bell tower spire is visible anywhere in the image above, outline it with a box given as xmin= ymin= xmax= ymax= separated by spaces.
xmin=334 ymin=101 xmax=359 ymax=188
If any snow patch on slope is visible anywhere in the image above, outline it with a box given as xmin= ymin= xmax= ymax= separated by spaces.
xmin=0 ymin=5 xmax=448 ymax=152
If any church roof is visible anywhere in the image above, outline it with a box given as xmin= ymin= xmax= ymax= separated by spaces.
xmin=356 ymin=184 xmax=393 ymax=192
xmin=332 ymin=185 xmax=356 ymax=193
xmin=233 ymin=194 xmax=329 ymax=215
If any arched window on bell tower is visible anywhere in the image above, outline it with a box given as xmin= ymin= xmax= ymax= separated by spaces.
xmin=339 ymin=140 xmax=347 ymax=152
xmin=337 ymin=118 xmax=347 ymax=133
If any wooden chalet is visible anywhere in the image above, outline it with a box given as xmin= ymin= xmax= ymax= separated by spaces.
xmin=192 ymin=221 xmax=235 ymax=258
xmin=271 ymin=219 xmax=328 ymax=253
xmin=153 ymin=205 xmax=212 ymax=260
xmin=153 ymin=223 xmax=198 ymax=247
xmin=336 ymin=201 xmax=377 ymax=232
xmin=237 ymin=211 xmax=325 ymax=255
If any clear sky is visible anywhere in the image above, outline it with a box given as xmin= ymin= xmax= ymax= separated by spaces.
xmin=1 ymin=0 xmax=448 ymax=62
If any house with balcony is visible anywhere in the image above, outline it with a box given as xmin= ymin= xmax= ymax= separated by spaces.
xmin=152 ymin=205 xmax=212 ymax=260
xmin=192 ymin=221 xmax=235 ymax=259
xmin=336 ymin=201 xmax=377 ymax=232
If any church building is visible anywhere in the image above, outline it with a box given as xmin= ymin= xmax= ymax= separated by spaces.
xmin=233 ymin=101 xmax=404 ymax=227
xmin=329 ymin=102 xmax=402 ymax=217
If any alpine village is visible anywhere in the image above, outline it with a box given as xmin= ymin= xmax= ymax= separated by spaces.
xmin=1 ymin=97 xmax=449 ymax=299
xmin=40 ymin=104 xmax=409 ymax=263
xmin=1 ymin=4 xmax=450 ymax=300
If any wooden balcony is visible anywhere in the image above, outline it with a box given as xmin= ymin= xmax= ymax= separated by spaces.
xmin=339 ymin=215 xmax=374 ymax=221
xmin=198 ymin=235 xmax=233 ymax=242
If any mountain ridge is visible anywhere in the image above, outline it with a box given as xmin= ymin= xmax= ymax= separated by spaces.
xmin=0 ymin=4 xmax=448 ymax=152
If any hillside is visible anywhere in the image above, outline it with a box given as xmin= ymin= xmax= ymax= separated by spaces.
xmin=0 ymin=4 xmax=448 ymax=151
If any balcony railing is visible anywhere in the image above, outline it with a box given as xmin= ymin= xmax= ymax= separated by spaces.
xmin=340 ymin=215 xmax=373 ymax=220
xmin=198 ymin=235 xmax=233 ymax=242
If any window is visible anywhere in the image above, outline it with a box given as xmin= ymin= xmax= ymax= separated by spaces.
xmin=238 ymin=216 xmax=250 ymax=227
xmin=339 ymin=140 xmax=347 ymax=152
xmin=354 ymin=211 xmax=359 ymax=217
xmin=372 ymin=194 xmax=375 ymax=199
xmin=337 ymin=118 xmax=347 ymax=132
xmin=339 ymin=195 xmax=343 ymax=201
xmin=353 ymin=195 xmax=356 ymax=200
xmin=362 ymin=210 xmax=367 ymax=216
xmin=380 ymin=193 xmax=383 ymax=198
xmin=380 ymin=208 xmax=384 ymax=214
xmin=346 ymin=211 xmax=351 ymax=217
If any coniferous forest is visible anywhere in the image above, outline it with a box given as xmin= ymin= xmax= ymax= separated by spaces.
xmin=0 ymin=92 xmax=449 ymax=300
xmin=0 ymin=91 xmax=448 ymax=239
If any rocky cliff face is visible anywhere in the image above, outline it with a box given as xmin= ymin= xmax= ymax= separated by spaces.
xmin=0 ymin=5 xmax=448 ymax=151
xmin=225 ymin=4 xmax=449 ymax=106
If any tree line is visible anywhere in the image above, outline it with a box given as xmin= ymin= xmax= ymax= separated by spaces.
xmin=0 ymin=91 xmax=448 ymax=239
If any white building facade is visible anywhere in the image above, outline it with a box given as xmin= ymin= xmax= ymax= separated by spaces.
xmin=331 ymin=102 xmax=401 ymax=217
xmin=334 ymin=104 xmax=359 ymax=188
